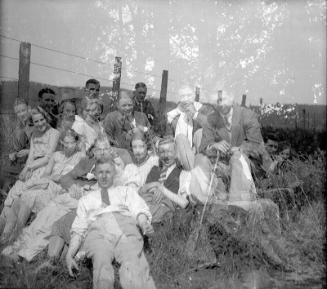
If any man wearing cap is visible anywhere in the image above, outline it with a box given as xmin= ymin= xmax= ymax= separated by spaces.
xmin=134 ymin=82 xmax=156 ymax=126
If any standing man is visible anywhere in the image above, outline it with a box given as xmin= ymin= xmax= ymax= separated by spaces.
xmin=133 ymin=82 xmax=156 ymax=126
xmin=38 ymin=88 xmax=59 ymax=128
xmin=65 ymin=157 xmax=156 ymax=289
xmin=104 ymin=91 xmax=150 ymax=150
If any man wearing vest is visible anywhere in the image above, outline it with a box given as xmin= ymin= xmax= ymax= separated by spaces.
xmin=139 ymin=136 xmax=191 ymax=223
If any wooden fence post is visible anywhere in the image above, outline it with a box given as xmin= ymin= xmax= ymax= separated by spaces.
xmin=302 ymin=109 xmax=306 ymax=129
xmin=112 ymin=56 xmax=122 ymax=110
xmin=218 ymin=90 xmax=222 ymax=100
xmin=307 ymin=111 xmax=310 ymax=129
xmin=158 ymin=70 xmax=168 ymax=136
xmin=241 ymin=94 xmax=246 ymax=107
xmin=260 ymin=98 xmax=263 ymax=106
xmin=195 ymin=86 xmax=200 ymax=102
xmin=18 ymin=42 xmax=31 ymax=102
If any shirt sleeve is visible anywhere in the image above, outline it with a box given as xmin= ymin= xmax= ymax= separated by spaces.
xmin=70 ymin=197 xmax=89 ymax=238
xmin=167 ymin=108 xmax=181 ymax=124
xmin=178 ymin=170 xmax=191 ymax=200
xmin=125 ymin=186 xmax=152 ymax=222
xmin=46 ymin=129 xmax=60 ymax=158
xmin=12 ymin=125 xmax=29 ymax=153
xmin=72 ymin=119 xmax=84 ymax=135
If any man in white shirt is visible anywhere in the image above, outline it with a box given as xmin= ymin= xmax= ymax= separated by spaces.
xmin=66 ymin=157 xmax=156 ymax=289
xmin=166 ymin=85 xmax=214 ymax=170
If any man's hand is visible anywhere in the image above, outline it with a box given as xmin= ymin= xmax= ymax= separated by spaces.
xmin=210 ymin=140 xmax=231 ymax=154
xmin=140 ymin=221 xmax=154 ymax=236
xmin=16 ymin=149 xmax=29 ymax=158
xmin=152 ymin=188 xmax=164 ymax=203
xmin=142 ymin=182 xmax=161 ymax=192
xmin=137 ymin=214 xmax=154 ymax=236
xmin=66 ymin=254 xmax=79 ymax=277
xmin=9 ymin=152 xmax=17 ymax=162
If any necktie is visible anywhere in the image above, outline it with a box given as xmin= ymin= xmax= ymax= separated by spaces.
xmin=158 ymin=166 xmax=168 ymax=184
xmin=101 ymin=188 xmax=110 ymax=206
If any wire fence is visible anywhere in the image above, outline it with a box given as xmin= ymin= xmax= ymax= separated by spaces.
xmin=0 ymin=33 xmax=183 ymax=95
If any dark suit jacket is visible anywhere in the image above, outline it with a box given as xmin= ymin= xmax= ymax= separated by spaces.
xmin=103 ymin=110 xmax=150 ymax=150
xmin=199 ymin=104 xmax=271 ymax=171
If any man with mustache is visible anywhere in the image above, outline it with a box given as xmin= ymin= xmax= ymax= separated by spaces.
xmin=104 ymin=91 xmax=151 ymax=150
xmin=139 ymin=136 xmax=191 ymax=223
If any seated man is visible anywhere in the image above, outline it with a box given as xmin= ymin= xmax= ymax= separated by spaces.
xmin=166 ymin=85 xmax=215 ymax=170
xmin=66 ymin=157 xmax=156 ymax=289
xmin=1 ymin=98 xmax=33 ymax=192
xmin=47 ymin=133 xmax=132 ymax=261
xmin=195 ymin=89 xmax=272 ymax=205
xmin=104 ymin=91 xmax=151 ymax=150
xmin=139 ymin=136 xmax=190 ymax=223
xmin=133 ymin=82 xmax=156 ymax=126
xmin=184 ymin=90 xmax=286 ymax=266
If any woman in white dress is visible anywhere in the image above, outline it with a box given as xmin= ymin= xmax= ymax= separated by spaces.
xmin=0 ymin=107 xmax=60 ymax=243
xmin=2 ymin=129 xmax=85 ymax=261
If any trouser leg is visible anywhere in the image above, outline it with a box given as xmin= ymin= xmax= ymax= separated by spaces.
xmin=229 ymin=151 xmax=256 ymax=202
xmin=116 ymin=234 xmax=156 ymax=289
xmin=175 ymin=134 xmax=195 ymax=170
xmin=16 ymin=202 xmax=32 ymax=232
xmin=48 ymin=235 xmax=65 ymax=261
xmin=84 ymin=237 xmax=115 ymax=289
xmin=0 ymin=211 xmax=6 ymax=235
xmin=1 ymin=199 xmax=21 ymax=239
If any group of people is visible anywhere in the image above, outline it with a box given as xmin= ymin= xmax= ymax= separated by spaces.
xmin=0 ymin=79 xmax=290 ymax=289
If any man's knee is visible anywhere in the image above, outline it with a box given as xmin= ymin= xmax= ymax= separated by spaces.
xmin=92 ymin=252 xmax=115 ymax=288
xmin=194 ymin=154 xmax=212 ymax=174
xmin=120 ymin=253 xmax=154 ymax=289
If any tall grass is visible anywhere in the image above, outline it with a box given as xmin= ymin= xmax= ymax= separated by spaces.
xmin=0 ymin=113 xmax=326 ymax=288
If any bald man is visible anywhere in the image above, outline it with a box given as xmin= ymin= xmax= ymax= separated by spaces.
xmin=104 ymin=91 xmax=151 ymax=150
xmin=166 ymin=86 xmax=215 ymax=170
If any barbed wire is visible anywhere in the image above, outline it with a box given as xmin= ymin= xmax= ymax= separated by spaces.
xmin=0 ymin=54 xmax=114 ymax=82
xmin=0 ymin=34 xmax=113 ymax=66
xmin=0 ymin=75 xmax=18 ymax=81
xmin=0 ymin=33 xmax=177 ymax=83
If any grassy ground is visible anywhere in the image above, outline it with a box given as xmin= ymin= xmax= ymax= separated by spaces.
xmin=0 ymin=114 xmax=326 ymax=289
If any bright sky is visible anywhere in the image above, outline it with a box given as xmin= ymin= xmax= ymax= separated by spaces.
xmin=0 ymin=0 xmax=326 ymax=104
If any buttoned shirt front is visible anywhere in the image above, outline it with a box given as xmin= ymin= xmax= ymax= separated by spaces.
xmin=71 ymin=184 xmax=152 ymax=237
